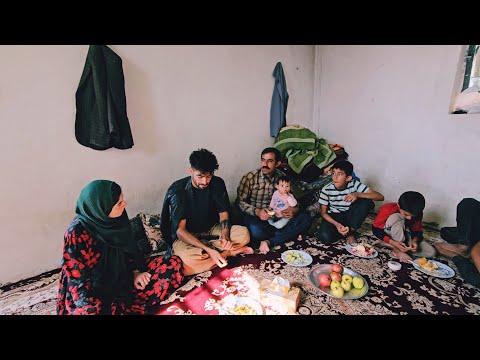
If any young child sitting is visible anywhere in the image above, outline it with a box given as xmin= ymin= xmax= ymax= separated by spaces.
xmin=372 ymin=191 xmax=436 ymax=263
xmin=267 ymin=175 xmax=298 ymax=229
xmin=315 ymin=160 xmax=384 ymax=244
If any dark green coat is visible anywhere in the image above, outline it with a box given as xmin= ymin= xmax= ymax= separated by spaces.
xmin=75 ymin=45 xmax=134 ymax=150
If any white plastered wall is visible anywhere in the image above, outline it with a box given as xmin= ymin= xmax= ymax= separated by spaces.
xmin=0 ymin=45 xmax=314 ymax=285
xmin=313 ymin=45 xmax=480 ymax=227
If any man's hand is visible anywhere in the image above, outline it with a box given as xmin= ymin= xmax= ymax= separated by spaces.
xmin=257 ymin=208 xmax=272 ymax=221
xmin=343 ymin=192 xmax=359 ymax=203
xmin=281 ymin=206 xmax=299 ymax=219
xmin=133 ymin=271 xmax=152 ymax=290
xmin=206 ymin=248 xmax=228 ymax=268
xmin=215 ymin=238 xmax=234 ymax=251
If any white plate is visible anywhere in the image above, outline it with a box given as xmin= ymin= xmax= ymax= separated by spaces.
xmin=281 ymin=250 xmax=313 ymax=267
xmin=411 ymin=259 xmax=455 ymax=279
xmin=218 ymin=296 xmax=264 ymax=315
xmin=345 ymin=242 xmax=378 ymax=259
xmin=308 ymin=264 xmax=369 ymax=300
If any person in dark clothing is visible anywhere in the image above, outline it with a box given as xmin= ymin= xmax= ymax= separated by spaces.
xmin=57 ymin=180 xmax=183 ymax=315
xmin=163 ymin=149 xmax=252 ymax=276
xmin=435 ymin=198 xmax=480 ymax=288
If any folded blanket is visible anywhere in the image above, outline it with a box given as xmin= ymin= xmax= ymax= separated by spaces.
xmin=313 ymin=138 xmax=337 ymax=169
xmin=274 ymin=125 xmax=317 ymax=154
xmin=285 ymin=138 xmax=336 ymax=174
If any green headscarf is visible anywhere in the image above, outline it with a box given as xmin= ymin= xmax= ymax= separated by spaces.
xmin=75 ymin=180 xmax=138 ymax=301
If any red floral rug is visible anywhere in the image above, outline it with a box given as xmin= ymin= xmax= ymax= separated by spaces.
xmin=154 ymin=216 xmax=480 ymax=315
xmin=2 ymin=216 xmax=480 ymax=315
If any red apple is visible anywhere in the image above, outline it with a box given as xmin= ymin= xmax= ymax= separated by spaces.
xmin=330 ymin=271 xmax=342 ymax=282
xmin=332 ymin=264 xmax=343 ymax=274
xmin=318 ymin=273 xmax=332 ymax=288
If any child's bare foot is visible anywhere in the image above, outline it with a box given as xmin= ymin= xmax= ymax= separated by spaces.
xmin=258 ymin=240 xmax=270 ymax=255
xmin=372 ymin=239 xmax=394 ymax=249
xmin=392 ymin=249 xmax=412 ymax=263
xmin=230 ymin=246 xmax=254 ymax=256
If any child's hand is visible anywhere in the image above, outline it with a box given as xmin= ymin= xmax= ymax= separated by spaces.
xmin=336 ymin=224 xmax=349 ymax=236
xmin=408 ymin=240 xmax=418 ymax=252
xmin=393 ymin=240 xmax=409 ymax=252
xmin=344 ymin=192 xmax=358 ymax=203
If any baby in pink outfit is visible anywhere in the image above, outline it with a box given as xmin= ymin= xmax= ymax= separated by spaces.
xmin=268 ymin=175 xmax=298 ymax=229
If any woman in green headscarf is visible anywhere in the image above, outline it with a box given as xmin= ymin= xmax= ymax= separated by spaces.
xmin=57 ymin=180 xmax=184 ymax=315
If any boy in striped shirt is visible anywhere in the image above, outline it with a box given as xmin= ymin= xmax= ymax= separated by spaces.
xmin=316 ymin=160 xmax=384 ymax=244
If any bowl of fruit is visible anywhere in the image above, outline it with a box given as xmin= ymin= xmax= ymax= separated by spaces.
xmin=309 ymin=263 xmax=369 ymax=299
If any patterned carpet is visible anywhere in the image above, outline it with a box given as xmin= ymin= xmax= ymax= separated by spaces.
xmin=2 ymin=215 xmax=480 ymax=315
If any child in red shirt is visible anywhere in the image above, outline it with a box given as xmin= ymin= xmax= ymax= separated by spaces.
xmin=372 ymin=191 xmax=436 ymax=263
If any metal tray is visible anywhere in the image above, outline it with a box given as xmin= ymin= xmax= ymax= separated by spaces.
xmin=309 ymin=264 xmax=369 ymax=300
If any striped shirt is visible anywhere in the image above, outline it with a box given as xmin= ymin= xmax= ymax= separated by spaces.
xmin=235 ymin=168 xmax=284 ymax=216
xmin=318 ymin=179 xmax=369 ymax=213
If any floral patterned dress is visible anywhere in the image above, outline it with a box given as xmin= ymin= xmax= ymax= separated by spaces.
xmin=57 ymin=218 xmax=184 ymax=315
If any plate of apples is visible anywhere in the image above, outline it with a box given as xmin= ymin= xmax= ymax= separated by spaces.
xmin=309 ymin=264 xmax=369 ymax=300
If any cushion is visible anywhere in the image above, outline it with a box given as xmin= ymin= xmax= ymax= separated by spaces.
xmin=130 ymin=213 xmax=148 ymax=242
xmin=129 ymin=213 xmax=167 ymax=257
xmin=140 ymin=213 xmax=167 ymax=256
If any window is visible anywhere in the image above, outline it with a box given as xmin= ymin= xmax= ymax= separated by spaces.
xmin=451 ymin=45 xmax=480 ymax=114
xmin=461 ymin=45 xmax=479 ymax=91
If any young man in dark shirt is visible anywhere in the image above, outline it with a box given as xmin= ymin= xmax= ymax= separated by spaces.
xmin=161 ymin=148 xmax=252 ymax=276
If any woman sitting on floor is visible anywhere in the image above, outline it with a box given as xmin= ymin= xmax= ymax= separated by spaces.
xmin=435 ymin=198 xmax=480 ymax=288
xmin=57 ymin=180 xmax=184 ymax=315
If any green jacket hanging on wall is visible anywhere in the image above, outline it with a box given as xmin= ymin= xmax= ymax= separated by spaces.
xmin=75 ymin=45 xmax=134 ymax=150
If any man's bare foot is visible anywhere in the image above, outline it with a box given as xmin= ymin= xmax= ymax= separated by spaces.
xmin=392 ymin=249 xmax=412 ymax=263
xmin=230 ymin=246 xmax=254 ymax=256
xmin=258 ymin=241 xmax=270 ymax=255
xmin=435 ymin=242 xmax=469 ymax=258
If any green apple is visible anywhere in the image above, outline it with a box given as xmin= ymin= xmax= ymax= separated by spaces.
xmin=341 ymin=279 xmax=352 ymax=291
xmin=330 ymin=280 xmax=341 ymax=290
xmin=342 ymin=274 xmax=353 ymax=284
xmin=352 ymin=276 xmax=364 ymax=289
xmin=330 ymin=281 xmax=345 ymax=297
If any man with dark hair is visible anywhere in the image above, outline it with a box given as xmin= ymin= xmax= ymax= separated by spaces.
xmin=372 ymin=190 xmax=436 ymax=262
xmin=235 ymin=147 xmax=312 ymax=254
xmin=160 ymin=148 xmax=252 ymax=276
